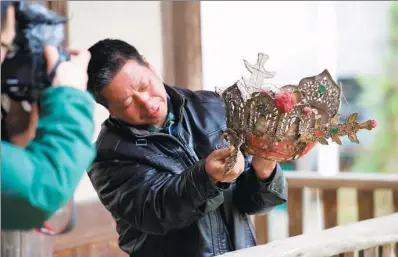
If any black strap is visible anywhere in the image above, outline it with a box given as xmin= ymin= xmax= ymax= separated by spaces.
xmin=48 ymin=57 xmax=63 ymax=85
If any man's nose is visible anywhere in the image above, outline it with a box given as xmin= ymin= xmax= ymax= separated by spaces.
xmin=136 ymin=93 xmax=155 ymax=111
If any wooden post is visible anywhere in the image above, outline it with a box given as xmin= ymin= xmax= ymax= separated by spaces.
xmin=161 ymin=2 xmax=203 ymax=91
xmin=46 ymin=1 xmax=69 ymax=47
xmin=1 ymin=231 xmax=53 ymax=257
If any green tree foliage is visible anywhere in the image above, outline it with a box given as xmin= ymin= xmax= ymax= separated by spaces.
xmin=353 ymin=2 xmax=398 ymax=173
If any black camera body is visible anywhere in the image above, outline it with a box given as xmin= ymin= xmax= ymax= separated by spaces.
xmin=1 ymin=2 xmax=69 ymax=102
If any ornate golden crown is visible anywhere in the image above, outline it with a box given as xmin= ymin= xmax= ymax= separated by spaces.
xmin=216 ymin=53 xmax=377 ymax=171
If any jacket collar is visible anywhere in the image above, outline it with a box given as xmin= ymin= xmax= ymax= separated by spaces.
xmin=106 ymin=84 xmax=186 ymax=138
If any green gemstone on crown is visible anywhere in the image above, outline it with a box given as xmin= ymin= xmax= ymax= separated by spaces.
xmin=319 ymin=84 xmax=326 ymax=94
xmin=330 ymin=127 xmax=338 ymax=135
xmin=263 ymin=98 xmax=267 ymax=104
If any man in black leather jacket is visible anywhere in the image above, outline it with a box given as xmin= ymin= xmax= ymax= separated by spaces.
xmin=87 ymin=39 xmax=287 ymax=257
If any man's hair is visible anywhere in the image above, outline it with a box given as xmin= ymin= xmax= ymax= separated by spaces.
xmin=1 ymin=1 xmax=12 ymax=30
xmin=87 ymin=39 xmax=146 ymax=107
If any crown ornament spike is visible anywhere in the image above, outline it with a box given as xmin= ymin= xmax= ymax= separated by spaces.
xmin=218 ymin=53 xmax=377 ymax=173
xmin=242 ymin=53 xmax=276 ymax=95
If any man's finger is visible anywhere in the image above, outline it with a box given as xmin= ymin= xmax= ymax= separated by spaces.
xmin=212 ymin=146 xmax=234 ymax=160
xmin=222 ymin=167 xmax=243 ymax=183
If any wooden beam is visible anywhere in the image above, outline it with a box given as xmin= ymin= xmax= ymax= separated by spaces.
xmin=285 ymin=172 xmax=398 ymax=190
xmin=161 ymin=2 xmax=203 ymax=91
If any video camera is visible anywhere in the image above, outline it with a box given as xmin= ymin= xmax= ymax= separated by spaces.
xmin=1 ymin=2 xmax=69 ymax=102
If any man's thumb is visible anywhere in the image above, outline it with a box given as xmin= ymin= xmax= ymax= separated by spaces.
xmin=44 ymin=46 xmax=59 ymax=74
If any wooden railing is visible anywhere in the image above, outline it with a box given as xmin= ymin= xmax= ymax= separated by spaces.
xmin=254 ymin=171 xmax=398 ymax=255
xmin=2 ymin=172 xmax=397 ymax=257
xmin=222 ymin=213 xmax=398 ymax=257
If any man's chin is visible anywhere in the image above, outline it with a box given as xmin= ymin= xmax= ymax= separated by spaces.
xmin=151 ymin=113 xmax=168 ymax=127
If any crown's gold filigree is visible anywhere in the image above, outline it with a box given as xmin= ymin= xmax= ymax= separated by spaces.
xmin=217 ymin=53 xmax=377 ymax=173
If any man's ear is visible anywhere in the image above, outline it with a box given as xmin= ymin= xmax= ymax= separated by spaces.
xmin=142 ymin=55 xmax=148 ymax=64
xmin=108 ymin=105 xmax=116 ymax=117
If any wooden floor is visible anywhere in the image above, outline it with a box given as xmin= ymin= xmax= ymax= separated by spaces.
xmin=52 ymin=201 xmax=127 ymax=257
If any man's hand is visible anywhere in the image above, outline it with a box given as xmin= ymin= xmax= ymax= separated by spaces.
xmin=205 ymin=147 xmax=245 ymax=183
xmin=251 ymin=157 xmax=277 ymax=180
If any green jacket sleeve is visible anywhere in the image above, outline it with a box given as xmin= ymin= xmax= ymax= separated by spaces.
xmin=1 ymin=87 xmax=96 ymax=230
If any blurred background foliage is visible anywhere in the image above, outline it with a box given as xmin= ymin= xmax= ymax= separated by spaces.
xmin=353 ymin=1 xmax=398 ymax=174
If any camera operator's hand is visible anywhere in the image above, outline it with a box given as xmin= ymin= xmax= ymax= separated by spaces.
xmin=205 ymin=147 xmax=245 ymax=183
xmin=44 ymin=46 xmax=91 ymax=91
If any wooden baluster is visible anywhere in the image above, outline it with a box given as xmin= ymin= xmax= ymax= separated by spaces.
xmin=393 ymin=190 xmax=398 ymax=213
xmin=380 ymin=243 xmax=397 ymax=257
xmin=394 ymin=243 xmax=398 ymax=257
xmin=254 ymin=215 xmax=268 ymax=245
xmin=322 ymin=189 xmax=338 ymax=229
xmin=288 ymin=188 xmax=303 ymax=237
xmin=396 ymin=243 xmax=398 ymax=257
xmin=322 ymin=189 xmax=342 ymax=257
xmin=357 ymin=190 xmax=375 ymax=221
xmin=359 ymin=247 xmax=379 ymax=257
xmin=357 ymin=189 xmax=376 ymax=257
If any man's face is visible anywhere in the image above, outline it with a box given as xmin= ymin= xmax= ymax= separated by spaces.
xmin=1 ymin=5 xmax=16 ymax=64
xmin=102 ymin=59 xmax=168 ymax=128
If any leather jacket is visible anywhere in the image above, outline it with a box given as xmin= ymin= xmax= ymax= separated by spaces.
xmin=88 ymin=85 xmax=287 ymax=257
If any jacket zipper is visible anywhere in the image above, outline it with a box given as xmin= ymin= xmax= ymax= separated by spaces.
xmin=136 ymin=96 xmax=200 ymax=165
xmin=144 ymin=133 xmax=199 ymax=164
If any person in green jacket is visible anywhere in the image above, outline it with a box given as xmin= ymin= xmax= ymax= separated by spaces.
xmin=1 ymin=2 xmax=96 ymax=230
